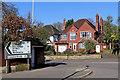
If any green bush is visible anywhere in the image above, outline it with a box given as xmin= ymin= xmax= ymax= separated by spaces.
xmin=45 ymin=45 xmax=51 ymax=51
xmin=84 ymin=40 xmax=95 ymax=53
xmin=45 ymin=51 xmax=55 ymax=56
xmin=2 ymin=64 xmax=28 ymax=73
xmin=45 ymin=45 xmax=56 ymax=55
xmin=56 ymin=52 xmax=61 ymax=55
xmin=76 ymin=51 xmax=82 ymax=55
xmin=2 ymin=68 xmax=6 ymax=73
xmin=16 ymin=64 xmax=28 ymax=71
xmin=63 ymin=49 xmax=71 ymax=56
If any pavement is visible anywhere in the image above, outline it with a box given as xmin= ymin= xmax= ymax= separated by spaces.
xmin=2 ymin=53 xmax=119 ymax=79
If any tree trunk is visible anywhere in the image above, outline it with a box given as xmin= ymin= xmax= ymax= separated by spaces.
xmin=109 ymin=43 xmax=112 ymax=49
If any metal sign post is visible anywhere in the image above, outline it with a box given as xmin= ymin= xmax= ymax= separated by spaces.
xmin=6 ymin=60 xmax=8 ymax=73
xmin=4 ymin=41 xmax=31 ymax=73
xmin=27 ymin=58 xmax=30 ymax=70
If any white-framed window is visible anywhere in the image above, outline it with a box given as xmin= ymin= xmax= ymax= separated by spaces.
xmin=62 ymin=34 xmax=67 ymax=39
xmin=80 ymin=31 xmax=91 ymax=38
xmin=69 ymin=43 xmax=72 ymax=49
xmin=79 ymin=43 xmax=85 ymax=49
xmin=54 ymin=35 xmax=58 ymax=42
xmin=70 ymin=32 xmax=76 ymax=40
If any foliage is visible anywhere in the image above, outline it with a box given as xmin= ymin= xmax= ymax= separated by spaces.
xmin=45 ymin=45 xmax=56 ymax=55
xmin=78 ymin=49 xmax=85 ymax=54
xmin=45 ymin=51 xmax=55 ymax=56
xmin=53 ymin=22 xmax=63 ymax=31
xmin=3 ymin=13 xmax=25 ymax=41
xmin=36 ymin=27 xmax=50 ymax=45
xmin=117 ymin=17 xmax=120 ymax=48
xmin=103 ymin=16 xmax=119 ymax=49
xmin=84 ymin=40 xmax=95 ymax=53
xmin=65 ymin=19 xmax=74 ymax=29
xmin=2 ymin=2 xmax=18 ymax=17
xmin=3 ymin=13 xmax=35 ymax=42
xmin=2 ymin=2 xmax=19 ymax=42
xmin=63 ymin=49 xmax=71 ymax=56
xmin=2 ymin=64 xmax=28 ymax=73
xmin=45 ymin=49 xmax=90 ymax=56
xmin=33 ymin=21 xmax=44 ymax=29
xmin=15 ymin=64 xmax=28 ymax=71
xmin=27 ymin=11 xmax=32 ymax=25
xmin=103 ymin=16 xmax=117 ymax=43
xmin=45 ymin=45 xmax=51 ymax=51
xmin=2 ymin=3 xmax=36 ymax=42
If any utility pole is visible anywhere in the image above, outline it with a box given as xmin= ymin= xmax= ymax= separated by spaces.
xmin=32 ymin=0 xmax=34 ymax=28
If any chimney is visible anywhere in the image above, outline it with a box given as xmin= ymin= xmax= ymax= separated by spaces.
xmin=63 ymin=18 xmax=65 ymax=31
xmin=100 ymin=17 xmax=103 ymax=33
xmin=96 ymin=13 xmax=99 ymax=31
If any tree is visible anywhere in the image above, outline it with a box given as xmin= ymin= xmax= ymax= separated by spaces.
xmin=103 ymin=16 xmax=115 ymax=49
xmin=26 ymin=11 xmax=44 ymax=29
xmin=84 ymin=39 xmax=96 ymax=54
xmin=0 ymin=29 xmax=2 ymax=43
xmin=2 ymin=2 xmax=18 ymax=18
xmin=27 ymin=11 xmax=32 ymax=25
xmin=3 ymin=13 xmax=26 ymax=41
xmin=3 ymin=13 xmax=35 ymax=41
xmin=65 ymin=19 xmax=74 ymax=29
xmin=118 ymin=17 xmax=120 ymax=40
xmin=53 ymin=22 xmax=63 ymax=31
xmin=35 ymin=21 xmax=44 ymax=29
xmin=88 ymin=18 xmax=95 ymax=25
xmin=2 ymin=2 xmax=19 ymax=42
xmin=36 ymin=27 xmax=50 ymax=45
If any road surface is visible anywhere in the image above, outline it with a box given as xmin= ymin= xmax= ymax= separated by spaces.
xmin=2 ymin=53 xmax=119 ymax=79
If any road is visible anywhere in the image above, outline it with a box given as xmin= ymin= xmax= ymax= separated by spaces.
xmin=2 ymin=53 xmax=119 ymax=79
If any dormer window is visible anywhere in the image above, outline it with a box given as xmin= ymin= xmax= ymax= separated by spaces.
xmin=80 ymin=31 xmax=91 ymax=38
xmin=62 ymin=34 xmax=67 ymax=39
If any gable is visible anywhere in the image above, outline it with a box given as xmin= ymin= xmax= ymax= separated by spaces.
xmin=67 ymin=25 xmax=78 ymax=34
xmin=62 ymin=19 xmax=96 ymax=34
xmin=78 ymin=21 xmax=96 ymax=32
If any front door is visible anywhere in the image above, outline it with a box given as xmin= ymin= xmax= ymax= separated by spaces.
xmin=73 ymin=43 xmax=77 ymax=51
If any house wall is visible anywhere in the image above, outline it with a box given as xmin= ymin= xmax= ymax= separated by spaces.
xmin=59 ymin=22 xmax=96 ymax=52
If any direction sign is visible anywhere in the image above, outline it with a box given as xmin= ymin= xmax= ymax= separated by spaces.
xmin=4 ymin=41 xmax=31 ymax=59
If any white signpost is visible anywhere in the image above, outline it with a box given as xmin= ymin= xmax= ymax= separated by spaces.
xmin=4 ymin=41 xmax=31 ymax=73
xmin=5 ymin=41 xmax=31 ymax=59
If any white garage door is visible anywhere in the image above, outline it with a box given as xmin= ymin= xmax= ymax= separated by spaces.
xmin=58 ymin=45 xmax=67 ymax=52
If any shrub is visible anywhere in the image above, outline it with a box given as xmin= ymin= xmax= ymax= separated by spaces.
xmin=56 ymin=52 xmax=61 ymax=55
xmin=45 ymin=45 xmax=56 ymax=55
xmin=63 ymin=49 xmax=71 ymax=56
xmin=84 ymin=40 xmax=96 ymax=54
xmin=45 ymin=45 xmax=51 ymax=51
xmin=45 ymin=51 xmax=55 ymax=56
xmin=16 ymin=64 xmax=28 ymax=71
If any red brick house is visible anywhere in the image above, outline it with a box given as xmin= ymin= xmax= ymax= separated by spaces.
xmin=55 ymin=14 xmax=103 ymax=52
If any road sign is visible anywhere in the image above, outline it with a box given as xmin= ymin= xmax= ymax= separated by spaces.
xmin=4 ymin=41 xmax=31 ymax=59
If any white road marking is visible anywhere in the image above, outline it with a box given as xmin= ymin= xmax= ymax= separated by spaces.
xmin=91 ymin=62 xmax=118 ymax=64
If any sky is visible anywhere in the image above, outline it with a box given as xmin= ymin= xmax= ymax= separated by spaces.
xmin=12 ymin=2 xmax=118 ymax=26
